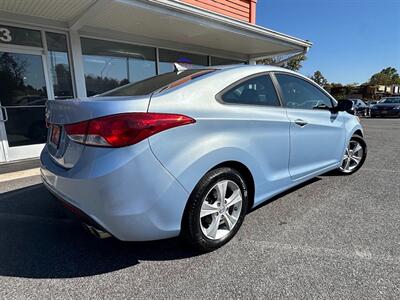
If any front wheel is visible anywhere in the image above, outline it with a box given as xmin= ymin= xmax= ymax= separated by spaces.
xmin=337 ymin=134 xmax=367 ymax=175
xmin=181 ymin=167 xmax=248 ymax=252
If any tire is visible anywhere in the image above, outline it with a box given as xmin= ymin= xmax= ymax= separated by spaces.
xmin=337 ymin=134 xmax=367 ymax=175
xmin=181 ymin=167 xmax=248 ymax=252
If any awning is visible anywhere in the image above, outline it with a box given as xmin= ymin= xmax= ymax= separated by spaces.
xmin=0 ymin=0 xmax=312 ymax=60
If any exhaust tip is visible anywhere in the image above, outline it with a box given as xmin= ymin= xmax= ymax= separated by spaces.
xmin=83 ymin=223 xmax=111 ymax=239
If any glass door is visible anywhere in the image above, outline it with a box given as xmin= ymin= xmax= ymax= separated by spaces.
xmin=0 ymin=48 xmax=51 ymax=161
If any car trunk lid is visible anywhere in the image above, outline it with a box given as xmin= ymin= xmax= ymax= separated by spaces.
xmin=46 ymin=96 xmax=150 ymax=169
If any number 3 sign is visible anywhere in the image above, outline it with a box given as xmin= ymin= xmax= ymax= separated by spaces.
xmin=0 ymin=28 xmax=12 ymax=42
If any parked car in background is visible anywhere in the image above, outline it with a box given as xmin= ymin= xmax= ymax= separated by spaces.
xmin=41 ymin=65 xmax=367 ymax=252
xmin=370 ymin=97 xmax=400 ymax=117
xmin=349 ymin=99 xmax=369 ymax=116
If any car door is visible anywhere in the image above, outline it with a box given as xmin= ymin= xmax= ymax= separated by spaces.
xmin=274 ymin=73 xmax=346 ymax=180
xmin=217 ymin=73 xmax=291 ymax=201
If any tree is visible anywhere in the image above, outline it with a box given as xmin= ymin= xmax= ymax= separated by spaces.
xmin=310 ymin=71 xmax=328 ymax=86
xmin=285 ymin=55 xmax=306 ymax=71
xmin=327 ymin=82 xmax=343 ymax=88
xmin=0 ymin=53 xmax=28 ymax=105
xmin=369 ymin=67 xmax=400 ymax=85
xmin=257 ymin=54 xmax=307 ymax=72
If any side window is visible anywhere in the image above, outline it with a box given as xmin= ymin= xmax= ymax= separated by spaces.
xmin=221 ymin=74 xmax=280 ymax=106
xmin=276 ymin=74 xmax=333 ymax=109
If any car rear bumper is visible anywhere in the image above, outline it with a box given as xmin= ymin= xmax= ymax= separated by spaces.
xmin=40 ymin=142 xmax=189 ymax=241
xmin=370 ymin=110 xmax=400 ymax=117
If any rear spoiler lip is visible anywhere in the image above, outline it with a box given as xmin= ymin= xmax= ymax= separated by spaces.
xmin=45 ymin=96 xmax=150 ymax=125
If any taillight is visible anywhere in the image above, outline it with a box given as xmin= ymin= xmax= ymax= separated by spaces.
xmin=64 ymin=113 xmax=195 ymax=147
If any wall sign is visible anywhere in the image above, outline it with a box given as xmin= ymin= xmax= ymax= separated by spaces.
xmin=0 ymin=28 xmax=12 ymax=42
xmin=0 ymin=25 xmax=42 ymax=48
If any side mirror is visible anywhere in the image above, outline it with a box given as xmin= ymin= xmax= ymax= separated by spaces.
xmin=333 ymin=100 xmax=353 ymax=113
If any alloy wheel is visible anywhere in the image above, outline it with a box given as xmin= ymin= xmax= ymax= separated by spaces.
xmin=340 ymin=140 xmax=364 ymax=173
xmin=199 ymin=180 xmax=243 ymax=240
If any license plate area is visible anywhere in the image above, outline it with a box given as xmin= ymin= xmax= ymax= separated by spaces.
xmin=49 ymin=124 xmax=61 ymax=148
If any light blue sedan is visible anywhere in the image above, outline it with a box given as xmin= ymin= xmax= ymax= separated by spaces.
xmin=41 ymin=65 xmax=367 ymax=252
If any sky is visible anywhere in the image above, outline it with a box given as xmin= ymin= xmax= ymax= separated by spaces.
xmin=256 ymin=0 xmax=400 ymax=84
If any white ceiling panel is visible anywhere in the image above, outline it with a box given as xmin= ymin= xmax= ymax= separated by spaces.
xmin=84 ymin=1 xmax=303 ymax=57
xmin=0 ymin=0 xmax=95 ymax=21
xmin=0 ymin=0 xmax=310 ymax=58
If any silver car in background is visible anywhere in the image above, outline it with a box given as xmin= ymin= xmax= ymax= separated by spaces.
xmin=41 ymin=65 xmax=367 ymax=252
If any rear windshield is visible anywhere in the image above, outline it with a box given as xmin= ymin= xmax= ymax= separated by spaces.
xmin=100 ymin=69 xmax=215 ymax=97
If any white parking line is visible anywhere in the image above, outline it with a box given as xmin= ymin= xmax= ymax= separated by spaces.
xmin=0 ymin=168 xmax=40 ymax=183
xmin=362 ymin=168 xmax=400 ymax=173
xmin=244 ymin=240 xmax=400 ymax=265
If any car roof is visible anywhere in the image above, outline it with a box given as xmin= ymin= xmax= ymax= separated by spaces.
xmin=211 ymin=64 xmax=298 ymax=73
xmin=207 ymin=64 xmax=310 ymax=82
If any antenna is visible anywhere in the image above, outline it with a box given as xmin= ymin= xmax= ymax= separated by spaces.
xmin=174 ymin=63 xmax=188 ymax=73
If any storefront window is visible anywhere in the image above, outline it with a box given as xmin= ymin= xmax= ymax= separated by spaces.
xmin=158 ymin=49 xmax=208 ymax=74
xmin=210 ymin=56 xmax=245 ymax=66
xmin=0 ymin=52 xmax=48 ymax=146
xmin=46 ymin=32 xmax=74 ymax=99
xmin=81 ymin=38 xmax=156 ymax=96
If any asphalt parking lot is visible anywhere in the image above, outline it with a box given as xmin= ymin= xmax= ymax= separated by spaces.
xmin=0 ymin=118 xmax=399 ymax=299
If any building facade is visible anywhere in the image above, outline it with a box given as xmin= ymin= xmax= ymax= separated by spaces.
xmin=0 ymin=0 xmax=311 ymax=163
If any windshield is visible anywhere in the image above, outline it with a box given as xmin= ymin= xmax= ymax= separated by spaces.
xmin=380 ymin=97 xmax=400 ymax=104
xmin=99 ymin=69 xmax=215 ymax=97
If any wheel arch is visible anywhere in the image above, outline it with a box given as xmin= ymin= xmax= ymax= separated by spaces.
xmin=180 ymin=159 xmax=256 ymax=239
xmin=354 ymin=129 xmax=363 ymax=137
xmin=345 ymin=119 xmax=364 ymax=142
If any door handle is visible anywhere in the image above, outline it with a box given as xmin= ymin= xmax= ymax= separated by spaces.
xmin=0 ymin=106 xmax=8 ymax=122
xmin=294 ymin=119 xmax=308 ymax=127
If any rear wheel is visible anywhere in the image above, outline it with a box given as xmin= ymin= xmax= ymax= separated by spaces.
xmin=181 ymin=167 xmax=248 ymax=252
xmin=337 ymin=134 xmax=367 ymax=175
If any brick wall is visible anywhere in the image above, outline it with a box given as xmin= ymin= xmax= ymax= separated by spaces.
xmin=181 ymin=0 xmax=257 ymax=23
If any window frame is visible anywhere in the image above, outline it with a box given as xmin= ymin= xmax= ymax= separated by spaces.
xmin=215 ymin=72 xmax=284 ymax=108
xmin=0 ymin=21 xmax=75 ymax=99
xmin=271 ymin=72 xmax=337 ymax=110
xmin=45 ymin=31 xmax=75 ymax=99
